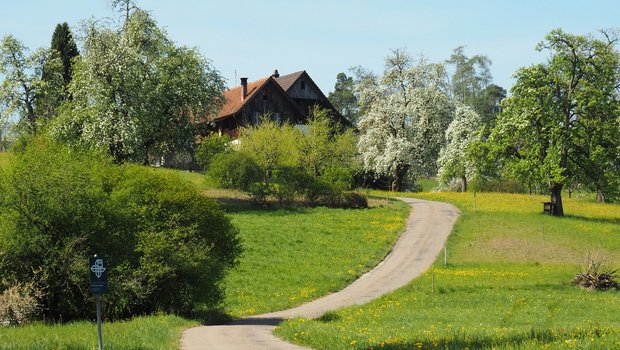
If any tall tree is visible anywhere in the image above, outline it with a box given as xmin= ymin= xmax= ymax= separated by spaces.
xmin=356 ymin=50 xmax=453 ymax=191
xmin=328 ymin=72 xmax=360 ymax=124
xmin=51 ymin=10 xmax=226 ymax=163
xmin=491 ymin=29 xmax=620 ymax=215
xmin=446 ymin=46 xmax=492 ymax=106
xmin=49 ymin=22 xmax=79 ymax=86
xmin=0 ymin=35 xmax=63 ymax=132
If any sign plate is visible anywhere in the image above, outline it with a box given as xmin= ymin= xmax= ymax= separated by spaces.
xmin=89 ymin=256 xmax=108 ymax=294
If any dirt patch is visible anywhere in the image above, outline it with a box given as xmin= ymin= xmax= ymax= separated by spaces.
xmin=472 ymin=236 xmax=582 ymax=264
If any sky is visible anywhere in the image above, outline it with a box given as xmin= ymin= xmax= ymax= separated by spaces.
xmin=1 ymin=0 xmax=619 ymax=94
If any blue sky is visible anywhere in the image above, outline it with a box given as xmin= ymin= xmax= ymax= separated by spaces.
xmin=1 ymin=1 xmax=619 ymax=94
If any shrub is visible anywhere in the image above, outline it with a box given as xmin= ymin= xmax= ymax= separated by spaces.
xmin=573 ymin=257 xmax=619 ymax=291
xmin=195 ymin=134 xmax=231 ymax=170
xmin=342 ymin=192 xmax=369 ymax=209
xmin=207 ymin=151 xmax=261 ymax=191
xmin=0 ymin=283 xmax=42 ymax=326
xmin=0 ymin=140 xmax=241 ymax=321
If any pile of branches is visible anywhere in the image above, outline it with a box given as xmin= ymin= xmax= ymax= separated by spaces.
xmin=573 ymin=257 xmax=619 ymax=290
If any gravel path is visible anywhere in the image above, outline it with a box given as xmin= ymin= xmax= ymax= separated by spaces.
xmin=181 ymin=197 xmax=460 ymax=350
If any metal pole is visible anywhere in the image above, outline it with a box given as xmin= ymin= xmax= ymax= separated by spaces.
xmin=96 ymin=293 xmax=103 ymax=350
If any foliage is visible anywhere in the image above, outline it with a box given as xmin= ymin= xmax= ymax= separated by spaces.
xmin=437 ymin=104 xmax=482 ymax=192
xmin=0 ymin=314 xmax=194 ymax=349
xmin=473 ymin=83 xmax=506 ymax=132
xmin=446 ymin=46 xmax=492 ymax=106
xmin=277 ymin=191 xmax=620 ymax=350
xmin=195 ymin=134 xmax=231 ymax=170
xmin=0 ymin=283 xmax=42 ymax=326
xmin=356 ymin=50 xmax=453 ymax=191
xmin=209 ymin=109 xmax=359 ymax=207
xmin=0 ymin=35 xmax=63 ymax=132
xmin=0 ymin=140 xmax=240 ymax=321
xmin=327 ymin=72 xmax=360 ymax=124
xmin=50 ymin=10 xmax=226 ymax=163
xmin=48 ymin=22 xmax=79 ymax=87
xmin=491 ymin=29 xmax=620 ymax=215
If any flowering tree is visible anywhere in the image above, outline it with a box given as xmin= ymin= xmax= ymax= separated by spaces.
xmin=356 ymin=50 xmax=452 ymax=191
xmin=51 ymin=10 xmax=225 ymax=163
xmin=0 ymin=35 xmax=63 ymax=132
xmin=437 ymin=104 xmax=482 ymax=192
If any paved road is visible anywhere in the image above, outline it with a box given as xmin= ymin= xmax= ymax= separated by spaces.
xmin=182 ymin=197 xmax=460 ymax=350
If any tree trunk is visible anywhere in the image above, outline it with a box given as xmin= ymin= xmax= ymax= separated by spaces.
xmin=550 ymin=183 xmax=564 ymax=217
xmin=461 ymin=175 xmax=467 ymax=192
xmin=596 ymin=189 xmax=605 ymax=203
xmin=390 ymin=164 xmax=409 ymax=192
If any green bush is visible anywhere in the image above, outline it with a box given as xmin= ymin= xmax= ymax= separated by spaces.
xmin=195 ymin=134 xmax=231 ymax=170
xmin=207 ymin=151 xmax=261 ymax=191
xmin=0 ymin=140 xmax=241 ymax=321
xmin=341 ymin=192 xmax=369 ymax=209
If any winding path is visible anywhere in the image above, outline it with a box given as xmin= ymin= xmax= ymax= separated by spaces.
xmin=181 ymin=197 xmax=460 ymax=350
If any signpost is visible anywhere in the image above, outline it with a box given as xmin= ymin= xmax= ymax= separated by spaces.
xmin=89 ymin=255 xmax=108 ymax=350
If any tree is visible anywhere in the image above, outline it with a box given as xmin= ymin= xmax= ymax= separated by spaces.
xmin=446 ymin=46 xmax=492 ymax=106
xmin=356 ymin=50 xmax=453 ymax=191
xmin=437 ymin=104 xmax=482 ymax=192
xmin=491 ymin=29 xmax=620 ymax=215
xmin=473 ymin=83 xmax=506 ymax=132
xmin=51 ymin=10 xmax=226 ymax=163
xmin=328 ymin=72 xmax=360 ymax=124
xmin=0 ymin=35 xmax=63 ymax=132
xmin=49 ymin=23 xmax=79 ymax=86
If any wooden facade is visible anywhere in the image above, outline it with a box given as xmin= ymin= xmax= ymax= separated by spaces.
xmin=210 ymin=70 xmax=347 ymax=136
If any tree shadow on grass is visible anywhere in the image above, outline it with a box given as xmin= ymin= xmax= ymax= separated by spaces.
xmin=358 ymin=328 xmax=577 ymax=350
xmin=563 ymin=214 xmax=620 ymax=225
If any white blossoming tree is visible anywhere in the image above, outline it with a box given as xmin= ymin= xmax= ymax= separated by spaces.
xmin=51 ymin=10 xmax=225 ymax=163
xmin=356 ymin=50 xmax=453 ymax=191
xmin=437 ymin=104 xmax=482 ymax=192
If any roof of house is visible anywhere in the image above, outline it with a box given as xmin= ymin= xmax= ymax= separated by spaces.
xmin=213 ymin=77 xmax=270 ymax=121
xmin=274 ymin=71 xmax=305 ymax=91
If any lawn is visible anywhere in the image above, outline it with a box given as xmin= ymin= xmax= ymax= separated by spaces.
xmin=0 ymin=315 xmax=195 ymax=350
xmin=276 ymin=192 xmax=620 ymax=350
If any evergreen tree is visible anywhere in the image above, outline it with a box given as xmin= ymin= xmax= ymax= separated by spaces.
xmin=49 ymin=22 xmax=79 ymax=85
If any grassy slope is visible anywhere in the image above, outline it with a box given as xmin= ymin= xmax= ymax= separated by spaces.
xmin=276 ymin=192 xmax=620 ymax=350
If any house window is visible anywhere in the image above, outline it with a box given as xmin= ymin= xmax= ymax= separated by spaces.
xmin=300 ymin=80 xmax=306 ymax=90
xmin=263 ymin=90 xmax=268 ymax=100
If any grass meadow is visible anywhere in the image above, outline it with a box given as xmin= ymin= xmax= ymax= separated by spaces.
xmin=0 ymin=315 xmax=195 ymax=350
xmin=276 ymin=192 xmax=620 ymax=350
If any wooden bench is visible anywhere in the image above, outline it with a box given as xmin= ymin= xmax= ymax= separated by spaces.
xmin=542 ymin=202 xmax=554 ymax=215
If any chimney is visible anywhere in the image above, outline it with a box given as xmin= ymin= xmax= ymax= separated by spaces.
xmin=240 ymin=77 xmax=248 ymax=101
xmin=272 ymin=69 xmax=280 ymax=78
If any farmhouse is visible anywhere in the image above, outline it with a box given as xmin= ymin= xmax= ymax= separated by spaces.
xmin=210 ymin=70 xmax=347 ymax=137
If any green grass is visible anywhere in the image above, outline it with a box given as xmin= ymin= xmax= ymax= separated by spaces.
xmin=222 ymin=200 xmax=410 ymax=317
xmin=0 ymin=315 xmax=195 ymax=350
xmin=151 ymin=168 xmax=412 ymax=317
xmin=275 ymin=192 xmax=620 ymax=350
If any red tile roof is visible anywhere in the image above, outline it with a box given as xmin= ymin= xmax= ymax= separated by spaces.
xmin=213 ymin=77 xmax=270 ymax=121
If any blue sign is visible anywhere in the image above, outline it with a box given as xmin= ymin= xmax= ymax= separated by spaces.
xmin=89 ymin=256 xmax=108 ymax=294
